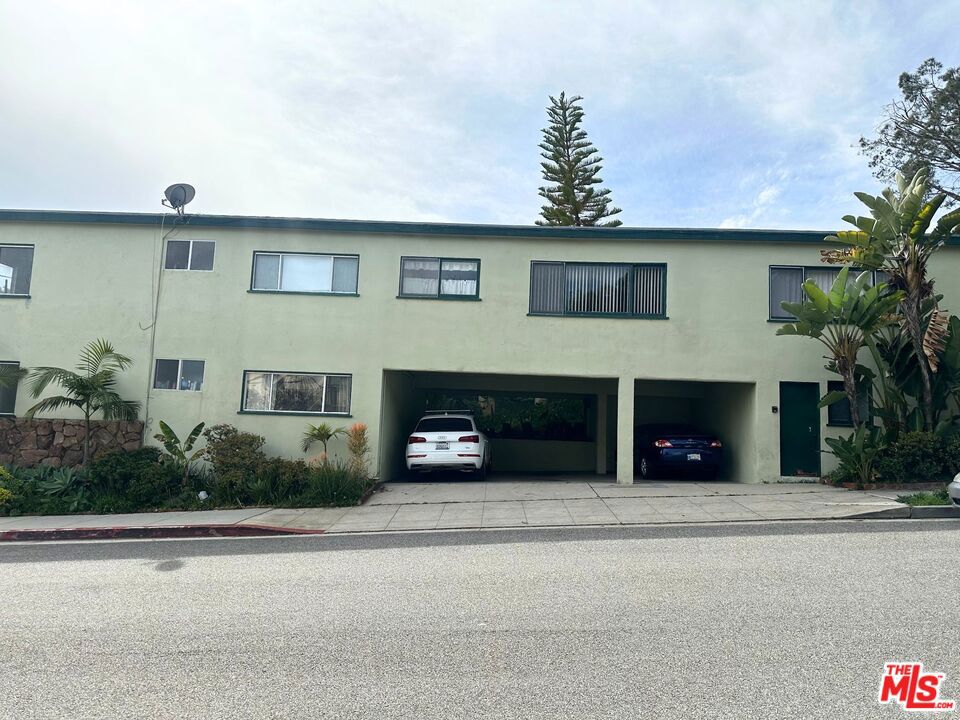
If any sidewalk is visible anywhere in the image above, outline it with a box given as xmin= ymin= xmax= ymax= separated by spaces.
xmin=0 ymin=478 xmax=926 ymax=540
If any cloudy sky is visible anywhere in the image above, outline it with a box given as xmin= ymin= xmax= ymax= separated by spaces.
xmin=1 ymin=1 xmax=957 ymax=230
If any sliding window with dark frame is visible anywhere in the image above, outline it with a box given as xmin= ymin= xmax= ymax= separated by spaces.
xmin=240 ymin=371 xmax=352 ymax=416
xmin=250 ymin=252 xmax=360 ymax=295
xmin=0 ymin=361 xmax=21 ymax=415
xmin=529 ymin=261 xmax=667 ymax=318
xmin=769 ymin=266 xmax=890 ymax=321
xmin=399 ymin=257 xmax=480 ymax=300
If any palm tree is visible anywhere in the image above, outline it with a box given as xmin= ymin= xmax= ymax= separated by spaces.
xmin=778 ymin=267 xmax=903 ymax=428
xmin=821 ymin=168 xmax=960 ymax=429
xmin=301 ymin=422 xmax=345 ymax=460
xmin=25 ymin=339 xmax=141 ymax=465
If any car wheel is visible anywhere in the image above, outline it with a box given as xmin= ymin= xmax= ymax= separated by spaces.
xmin=475 ymin=462 xmax=488 ymax=481
xmin=639 ymin=456 xmax=650 ymax=479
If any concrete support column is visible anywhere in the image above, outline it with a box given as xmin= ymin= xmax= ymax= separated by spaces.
xmin=595 ymin=392 xmax=608 ymax=475
xmin=616 ymin=377 xmax=635 ymax=484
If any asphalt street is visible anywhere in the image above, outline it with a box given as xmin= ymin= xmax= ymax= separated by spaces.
xmin=2 ymin=520 xmax=958 ymax=719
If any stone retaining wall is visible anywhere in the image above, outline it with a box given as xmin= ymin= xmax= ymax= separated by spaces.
xmin=0 ymin=418 xmax=144 ymax=468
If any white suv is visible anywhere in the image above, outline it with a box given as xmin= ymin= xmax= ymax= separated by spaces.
xmin=406 ymin=413 xmax=491 ymax=479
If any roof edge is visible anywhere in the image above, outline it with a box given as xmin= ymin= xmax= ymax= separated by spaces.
xmin=0 ymin=208 xmax=956 ymax=245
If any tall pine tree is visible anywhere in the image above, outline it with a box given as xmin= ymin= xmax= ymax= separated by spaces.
xmin=536 ymin=92 xmax=622 ymax=227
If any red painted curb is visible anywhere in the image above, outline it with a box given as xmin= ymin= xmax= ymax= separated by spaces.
xmin=0 ymin=524 xmax=324 ymax=542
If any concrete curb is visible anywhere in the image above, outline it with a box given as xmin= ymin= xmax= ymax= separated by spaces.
xmin=0 ymin=524 xmax=324 ymax=542
xmin=909 ymin=505 xmax=960 ymax=519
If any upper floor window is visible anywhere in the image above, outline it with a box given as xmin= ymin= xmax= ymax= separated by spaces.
xmin=154 ymin=359 xmax=205 ymax=391
xmin=399 ymin=257 xmax=480 ymax=299
xmin=0 ymin=245 xmax=34 ymax=296
xmin=529 ymin=261 xmax=666 ymax=318
xmin=165 ymin=240 xmax=215 ymax=271
xmin=251 ymin=252 xmax=359 ymax=295
xmin=769 ymin=266 xmax=889 ymax=320
xmin=0 ymin=361 xmax=21 ymax=414
xmin=241 ymin=371 xmax=352 ymax=415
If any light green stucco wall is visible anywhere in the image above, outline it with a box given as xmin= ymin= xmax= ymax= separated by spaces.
xmin=3 ymin=218 xmax=959 ymax=483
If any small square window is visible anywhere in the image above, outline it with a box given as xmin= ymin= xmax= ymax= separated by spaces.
xmin=165 ymin=240 xmax=215 ymax=271
xmin=0 ymin=245 xmax=35 ymax=296
xmin=154 ymin=359 xmax=204 ymax=392
xmin=164 ymin=241 xmax=190 ymax=270
xmin=190 ymin=241 xmax=215 ymax=271
xmin=826 ymin=380 xmax=869 ymax=426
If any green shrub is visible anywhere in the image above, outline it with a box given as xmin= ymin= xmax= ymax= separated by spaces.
xmin=0 ymin=486 xmax=13 ymax=509
xmin=874 ymin=431 xmax=947 ymax=483
xmin=825 ymin=464 xmax=858 ymax=486
xmin=896 ymin=488 xmax=951 ymax=506
xmin=202 ymin=424 xmax=266 ymax=480
xmin=286 ymin=459 xmax=375 ymax=507
xmin=88 ymin=448 xmax=164 ymax=495
xmin=244 ymin=458 xmax=311 ymax=505
xmin=943 ymin=434 xmax=960 ymax=477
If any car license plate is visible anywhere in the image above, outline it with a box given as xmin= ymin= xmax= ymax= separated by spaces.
xmin=435 ymin=442 xmax=449 ymax=450
xmin=687 ymin=453 xmax=701 ymax=461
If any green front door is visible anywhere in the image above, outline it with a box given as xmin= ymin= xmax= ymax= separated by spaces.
xmin=779 ymin=382 xmax=820 ymax=477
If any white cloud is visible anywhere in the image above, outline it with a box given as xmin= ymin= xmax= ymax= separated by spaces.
xmin=0 ymin=0 xmax=954 ymax=227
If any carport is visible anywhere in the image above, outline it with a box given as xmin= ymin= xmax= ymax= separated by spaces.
xmin=378 ymin=370 xmax=619 ymax=483
xmin=632 ymin=379 xmax=757 ymax=481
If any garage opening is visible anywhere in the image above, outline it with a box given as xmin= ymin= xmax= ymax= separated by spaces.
xmin=631 ymin=379 xmax=756 ymax=481
xmin=379 ymin=370 xmax=617 ymax=482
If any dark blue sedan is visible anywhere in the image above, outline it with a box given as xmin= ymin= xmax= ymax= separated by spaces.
xmin=634 ymin=424 xmax=723 ymax=480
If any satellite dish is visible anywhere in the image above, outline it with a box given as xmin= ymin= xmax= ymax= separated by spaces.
xmin=162 ymin=183 xmax=196 ymax=215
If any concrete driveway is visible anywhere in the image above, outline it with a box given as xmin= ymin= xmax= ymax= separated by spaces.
xmin=253 ymin=475 xmax=907 ymax=533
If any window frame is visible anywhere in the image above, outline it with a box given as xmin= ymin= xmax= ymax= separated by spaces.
xmin=768 ymin=266 xmax=886 ymax=321
xmin=528 ymin=260 xmax=668 ymax=319
xmin=825 ymin=379 xmax=871 ymax=427
xmin=0 ymin=360 xmax=20 ymax=415
xmin=0 ymin=243 xmax=35 ymax=298
xmin=238 ymin=370 xmax=353 ymax=416
xmin=164 ymin=239 xmax=216 ymax=272
xmin=248 ymin=251 xmax=360 ymax=296
xmin=152 ymin=358 xmax=206 ymax=392
xmin=397 ymin=256 xmax=482 ymax=301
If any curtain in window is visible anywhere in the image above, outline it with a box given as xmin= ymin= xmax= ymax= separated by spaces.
xmin=332 ymin=257 xmax=359 ymax=293
xmin=401 ymin=258 xmax=440 ymax=296
xmin=281 ymin=255 xmax=333 ymax=293
xmin=324 ymin=376 xmax=352 ymax=414
xmin=634 ymin=265 xmax=664 ymax=315
xmin=439 ymin=260 xmax=478 ymax=296
xmin=243 ymin=372 xmax=274 ymax=411
xmin=805 ymin=267 xmax=843 ymax=295
xmin=252 ymin=254 xmax=281 ymax=290
xmin=567 ymin=264 xmax=631 ymax=314
xmin=529 ymin=262 xmax=565 ymax=314
xmin=769 ymin=267 xmax=804 ymax=319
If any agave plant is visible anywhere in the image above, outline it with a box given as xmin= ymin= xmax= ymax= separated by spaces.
xmin=301 ymin=422 xmax=345 ymax=460
xmin=821 ymin=168 xmax=960 ymax=430
xmin=778 ymin=267 xmax=904 ymax=428
xmin=25 ymin=339 xmax=141 ymax=465
xmin=153 ymin=421 xmax=206 ymax=486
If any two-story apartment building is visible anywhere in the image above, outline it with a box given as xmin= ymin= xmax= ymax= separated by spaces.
xmin=3 ymin=210 xmax=958 ymax=484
